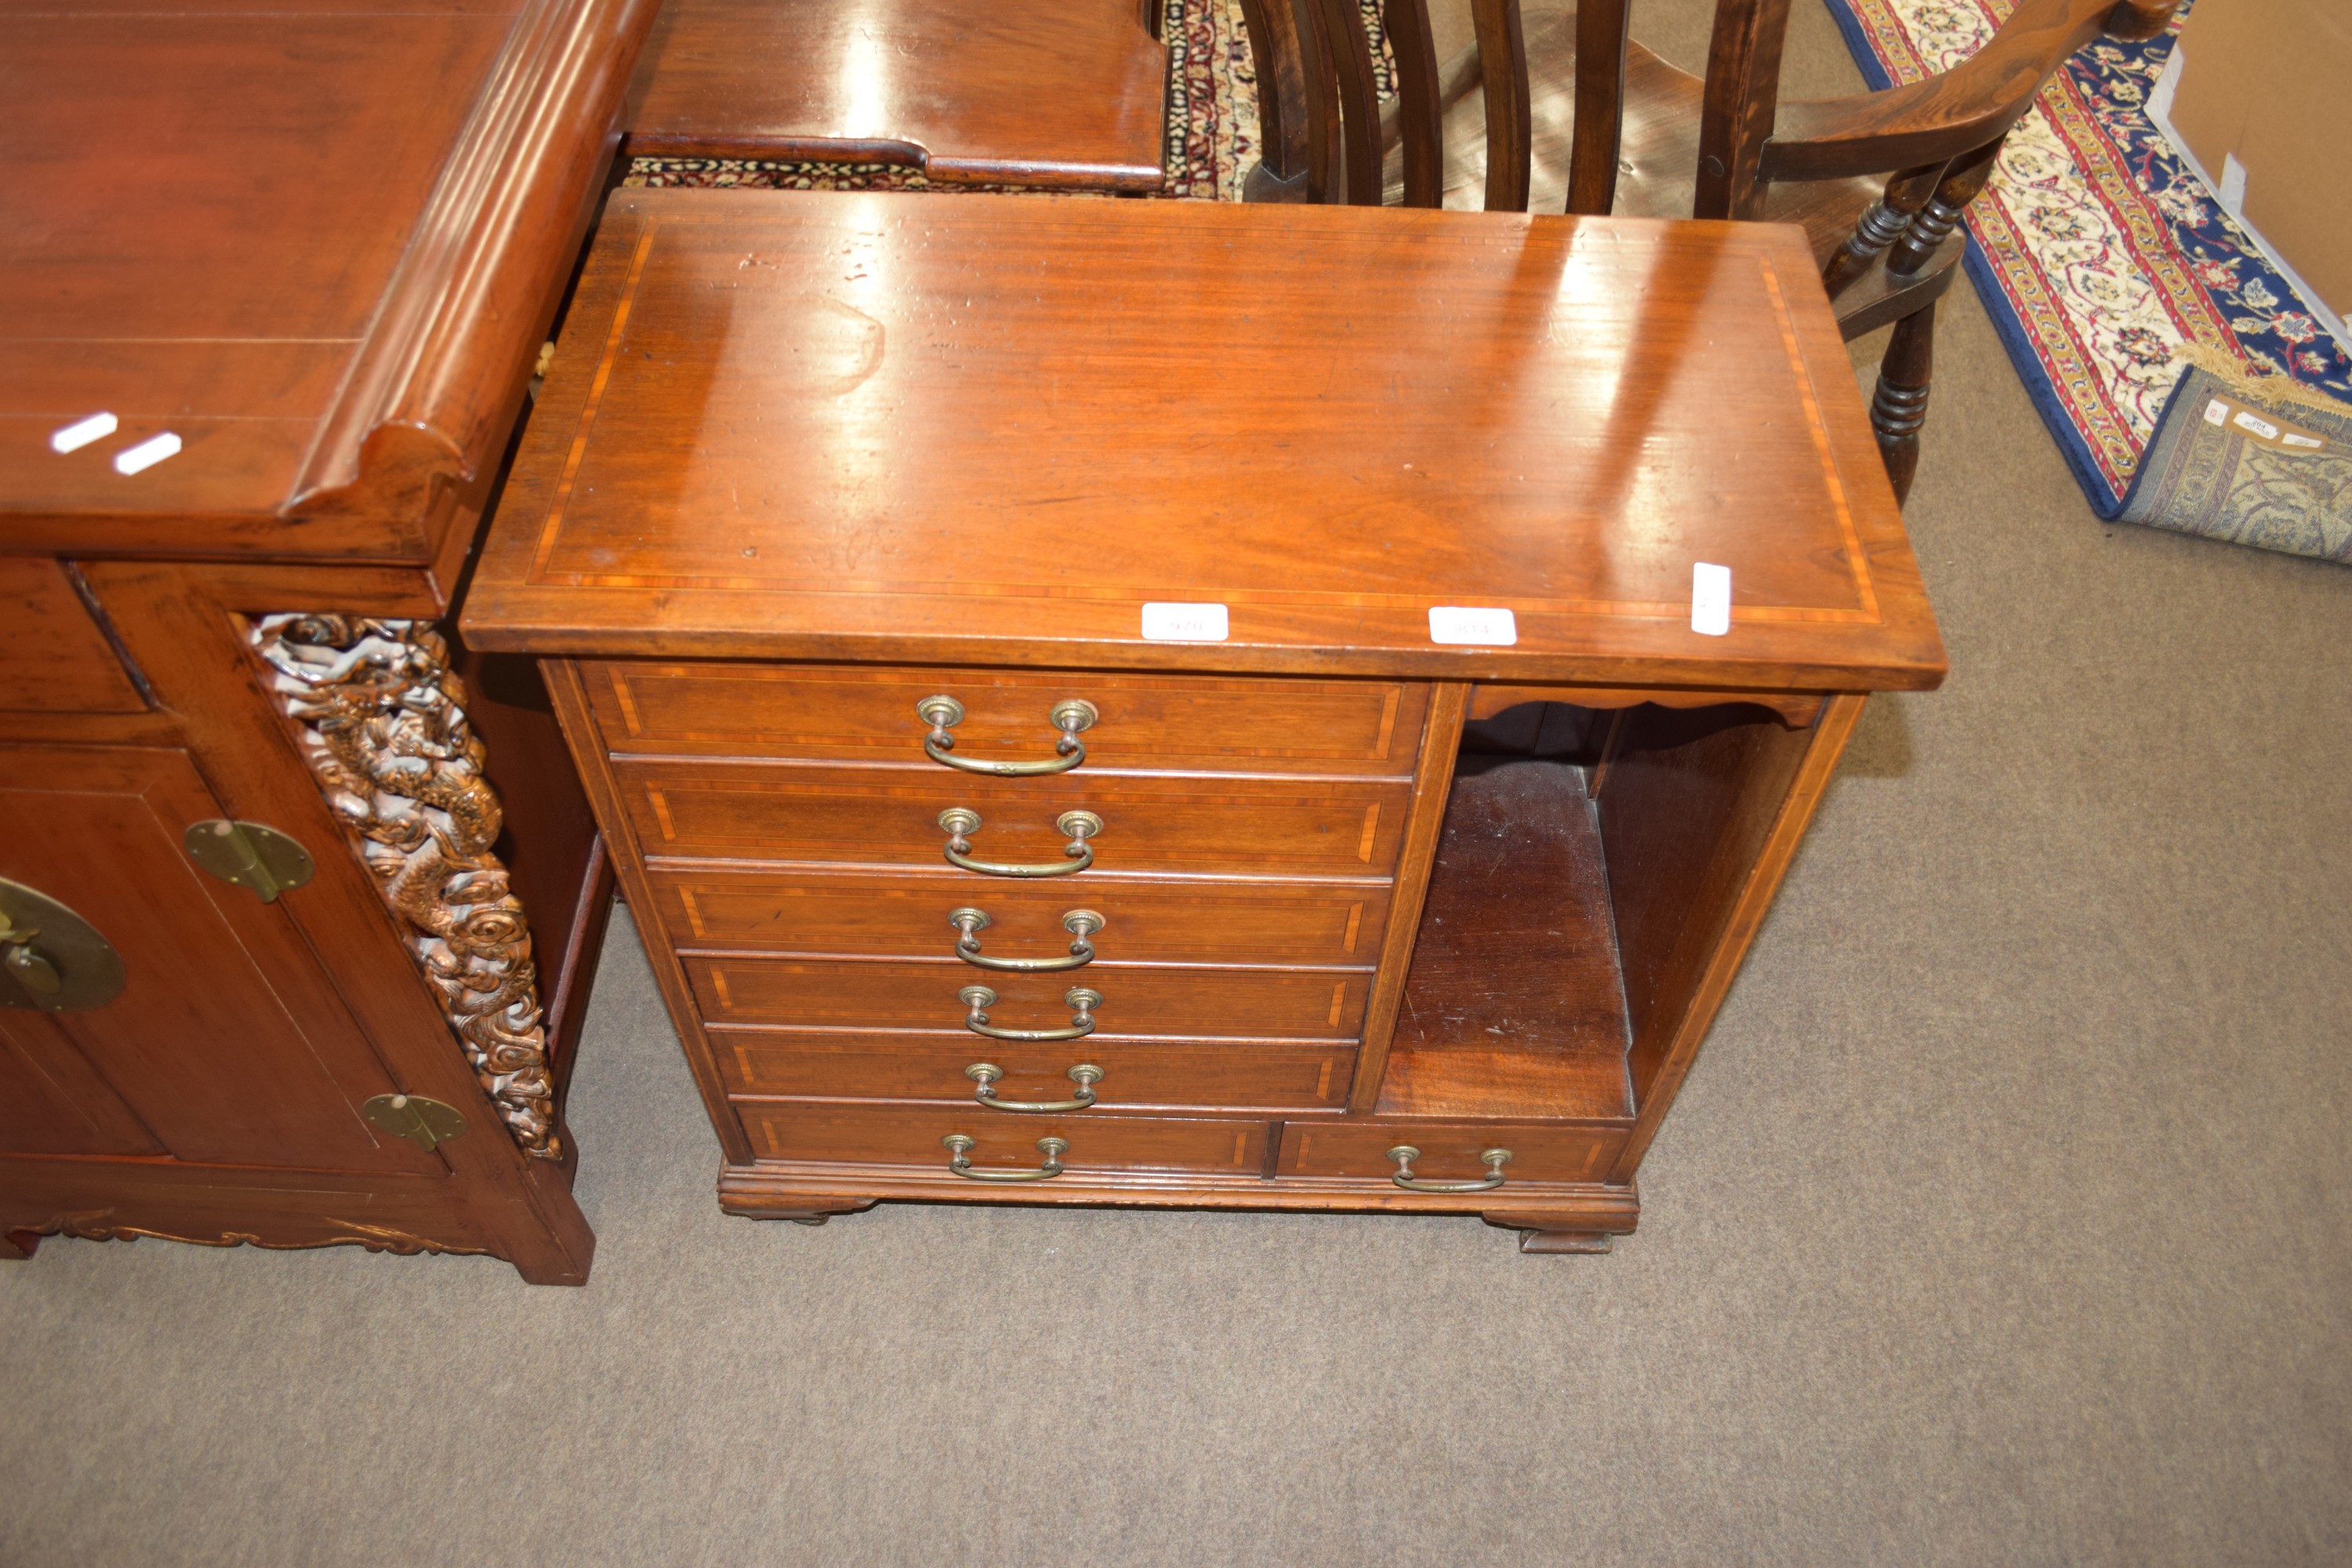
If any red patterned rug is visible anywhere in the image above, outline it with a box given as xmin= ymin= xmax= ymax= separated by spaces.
xmin=1823 ymin=0 xmax=2352 ymax=519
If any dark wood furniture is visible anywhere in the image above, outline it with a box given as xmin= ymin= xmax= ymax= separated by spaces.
xmin=0 ymin=0 xmax=658 ymax=1283
xmin=626 ymin=0 xmax=1171 ymax=192
xmin=463 ymin=189 xmax=1945 ymax=1250
xmin=1248 ymin=0 xmax=2174 ymax=500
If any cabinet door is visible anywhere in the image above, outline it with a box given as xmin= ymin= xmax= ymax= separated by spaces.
xmin=0 ymin=743 xmax=445 ymax=1174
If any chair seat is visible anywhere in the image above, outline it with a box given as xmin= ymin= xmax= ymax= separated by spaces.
xmin=626 ymin=0 xmax=1170 ymax=192
xmin=1396 ymin=11 xmax=1882 ymax=269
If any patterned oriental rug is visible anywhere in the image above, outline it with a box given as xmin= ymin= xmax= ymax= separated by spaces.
xmin=1820 ymin=0 xmax=2352 ymax=530
xmin=626 ymin=0 xmax=1261 ymax=202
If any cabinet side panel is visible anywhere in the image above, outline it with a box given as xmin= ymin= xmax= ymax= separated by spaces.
xmin=1598 ymin=695 xmax=1864 ymax=1178
xmin=542 ymin=658 xmax=757 ymax=1164
xmin=456 ymin=642 xmax=612 ymax=1097
xmin=1347 ymin=681 xmax=1467 ymax=1112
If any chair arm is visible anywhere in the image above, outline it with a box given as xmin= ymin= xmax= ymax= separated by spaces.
xmin=1760 ymin=0 xmax=2174 ymax=183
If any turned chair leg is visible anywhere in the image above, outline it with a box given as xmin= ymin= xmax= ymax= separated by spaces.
xmin=1871 ymin=301 xmax=1935 ymax=506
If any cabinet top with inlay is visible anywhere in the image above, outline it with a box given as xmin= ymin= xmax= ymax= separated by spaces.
xmin=463 ymin=189 xmax=1946 ymax=694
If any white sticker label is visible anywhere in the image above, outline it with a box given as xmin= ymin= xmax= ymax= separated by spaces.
xmin=112 ymin=432 xmax=182 ymax=475
xmin=50 ymin=412 xmax=118 ymax=453
xmin=1428 ymin=606 xmax=1517 ymax=646
xmin=1691 ymin=562 xmax=1732 ymax=637
xmin=2204 ymin=398 xmax=2230 ymax=426
xmin=1141 ymin=602 xmax=1229 ymax=642
xmin=2282 ymin=433 xmax=2325 ymax=450
xmin=2232 ymin=409 xmax=2281 ymax=440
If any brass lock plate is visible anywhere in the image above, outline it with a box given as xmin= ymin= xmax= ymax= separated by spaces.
xmin=184 ymin=819 xmax=314 ymax=903
xmin=0 ymin=877 xmax=125 ymax=1012
xmin=362 ymin=1093 xmax=469 ymax=1152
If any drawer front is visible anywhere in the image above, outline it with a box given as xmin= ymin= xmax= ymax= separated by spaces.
xmin=618 ymin=761 xmax=1410 ymax=877
xmin=584 ymin=662 xmax=1427 ymax=775
xmin=1281 ymin=1121 xmax=1626 ymax=1185
xmin=647 ymin=866 xmax=1391 ymax=966
xmin=0 ymin=557 xmax=146 ymax=713
xmin=738 ymin=1100 xmax=1267 ymax=1174
xmin=686 ymin=956 xmax=1370 ymax=1040
xmin=712 ymin=1030 xmax=1354 ymax=1112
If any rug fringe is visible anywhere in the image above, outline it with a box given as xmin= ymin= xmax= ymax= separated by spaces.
xmin=2174 ymin=344 xmax=2350 ymax=419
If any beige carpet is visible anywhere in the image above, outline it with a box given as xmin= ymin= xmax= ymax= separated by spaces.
xmin=6 ymin=9 xmax=2350 ymax=1564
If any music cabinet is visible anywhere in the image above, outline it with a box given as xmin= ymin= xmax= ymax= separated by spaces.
xmin=463 ymin=188 xmax=1946 ymax=1250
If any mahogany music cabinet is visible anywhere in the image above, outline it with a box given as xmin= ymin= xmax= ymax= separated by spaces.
xmin=463 ymin=189 xmax=1947 ymax=1250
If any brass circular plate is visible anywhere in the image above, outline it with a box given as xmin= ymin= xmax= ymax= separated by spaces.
xmin=0 ymin=877 xmax=125 ymax=1012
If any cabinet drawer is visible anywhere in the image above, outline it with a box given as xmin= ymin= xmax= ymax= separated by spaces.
xmin=712 ymin=1031 xmax=1354 ymax=1112
xmin=647 ymin=866 xmax=1391 ymax=966
xmin=618 ymin=761 xmax=1410 ymax=877
xmin=738 ymin=1100 xmax=1267 ymax=1174
xmin=685 ymin=956 xmax=1370 ymax=1040
xmin=1280 ymin=1121 xmax=1626 ymax=1185
xmin=583 ymin=662 xmax=1426 ymax=775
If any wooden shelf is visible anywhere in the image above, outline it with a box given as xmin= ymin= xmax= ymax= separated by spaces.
xmin=1377 ymin=757 xmax=1635 ymax=1122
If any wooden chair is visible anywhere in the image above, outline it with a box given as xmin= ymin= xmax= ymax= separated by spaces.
xmin=1245 ymin=0 xmax=2176 ymax=500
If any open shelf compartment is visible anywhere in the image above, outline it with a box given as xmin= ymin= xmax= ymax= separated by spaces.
xmin=1377 ymin=694 xmax=1824 ymax=1128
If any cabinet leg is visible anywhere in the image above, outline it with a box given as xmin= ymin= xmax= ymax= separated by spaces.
xmin=1483 ymin=1208 xmax=1628 ymax=1254
xmin=1516 ymin=1229 xmax=1612 ymax=1254
xmin=1 ymin=1229 xmax=38 ymax=1261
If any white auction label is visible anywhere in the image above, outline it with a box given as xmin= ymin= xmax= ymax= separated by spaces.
xmin=50 ymin=412 xmax=118 ymax=454
xmin=1141 ymin=602 xmax=1229 ymax=641
xmin=1428 ymin=606 xmax=1517 ymax=646
xmin=112 ymin=431 xmax=182 ymax=475
xmin=1691 ymin=562 xmax=1732 ymax=637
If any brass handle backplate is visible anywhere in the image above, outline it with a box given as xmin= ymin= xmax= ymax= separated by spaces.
xmin=0 ymin=879 xmax=125 ymax=1014
xmin=1388 ymin=1145 xmax=1512 ymax=1192
xmin=949 ymin=907 xmax=1103 ymax=971
xmin=918 ymin=695 xmax=1098 ymax=775
xmin=938 ymin=808 xmax=1101 ymax=878
xmin=943 ymin=1133 xmax=1069 ymax=1181
xmin=967 ymin=1062 xmax=1105 ymax=1113
xmin=960 ymin=985 xmax=1101 ymax=1042
xmin=363 ymin=1093 xmax=469 ymax=1152
xmin=183 ymin=819 xmax=314 ymax=904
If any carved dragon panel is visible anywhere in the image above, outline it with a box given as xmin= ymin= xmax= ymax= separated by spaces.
xmin=250 ymin=615 xmax=561 ymax=1160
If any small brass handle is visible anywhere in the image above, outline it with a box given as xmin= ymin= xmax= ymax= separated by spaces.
xmin=1388 ymin=1145 xmax=1512 ymax=1192
xmin=949 ymin=907 xmax=1103 ymax=971
xmin=967 ymin=1062 xmax=1105 ymax=1113
xmin=918 ymin=695 xmax=1098 ymax=776
xmin=938 ymin=808 xmax=1101 ymax=878
xmin=943 ymin=1133 xmax=1069 ymax=1181
xmin=960 ymin=985 xmax=1101 ymax=1042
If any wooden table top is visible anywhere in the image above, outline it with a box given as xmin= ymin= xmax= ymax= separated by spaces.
xmin=627 ymin=0 xmax=1169 ymax=192
xmin=464 ymin=190 xmax=1947 ymax=692
xmin=0 ymin=0 xmax=654 ymax=562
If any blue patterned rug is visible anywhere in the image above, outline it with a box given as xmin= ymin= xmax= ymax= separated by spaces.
xmin=1820 ymin=0 xmax=2351 ymax=520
